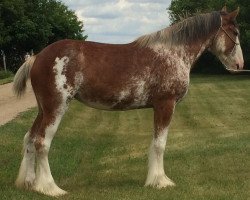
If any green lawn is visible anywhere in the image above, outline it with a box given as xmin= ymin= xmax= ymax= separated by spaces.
xmin=0 ymin=75 xmax=249 ymax=200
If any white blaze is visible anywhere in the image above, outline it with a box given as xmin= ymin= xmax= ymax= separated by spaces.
xmin=214 ymin=34 xmax=244 ymax=70
xmin=234 ymin=37 xmax=244 ymax=69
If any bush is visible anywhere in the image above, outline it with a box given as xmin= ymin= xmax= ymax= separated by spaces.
xmin=0 ymin=70 xmax=14 ymax=79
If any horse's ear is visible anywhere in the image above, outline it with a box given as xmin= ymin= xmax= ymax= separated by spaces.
xmin=221 ymin=6 xmax=227 ymax=12
xmin=229 ymin=7 xmax=240 ymax=20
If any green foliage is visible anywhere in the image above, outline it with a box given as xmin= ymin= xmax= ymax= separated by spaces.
xmin=0 ymin=76 xmax=13 ymax=85
xmin=0 ymin=70 xmax=13 ymax=79
xmin=169 ymin=0 xmax=250 ymax=73
xmin=0 ymin=0 xmax=87 ymax=71
xmin=0 ymin=70 xmax=14 ymax=84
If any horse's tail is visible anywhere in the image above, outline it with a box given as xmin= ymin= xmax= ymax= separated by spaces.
xmin=13 ymin=56 xmax=36 ymax=97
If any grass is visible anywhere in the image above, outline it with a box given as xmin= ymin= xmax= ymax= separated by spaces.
xmin=0 ymin=75 xmax=249 ymax=200
xmin=0 ymin=76 xmax=13 ymax=85
xmin=0 ymin=70 xmax=14 ymax=85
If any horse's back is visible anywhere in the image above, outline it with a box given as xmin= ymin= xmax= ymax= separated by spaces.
xmin=30 ymin=39 xmax=143 ymax=92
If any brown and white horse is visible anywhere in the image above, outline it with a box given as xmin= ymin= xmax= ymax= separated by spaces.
xmin=13 ymin=7 xmax=244 ymax=196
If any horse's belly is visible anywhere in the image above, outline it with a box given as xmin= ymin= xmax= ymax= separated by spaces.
xmin=76 ymin=98 xmax=115 ymax=110
xmin=74 ymin=89 xmax=150 ymax=111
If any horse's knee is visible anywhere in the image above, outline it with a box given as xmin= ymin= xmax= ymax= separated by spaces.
xmin=153 ymin=128 xmax=168 ymax=153
xmin=153 ymin=137 xmax=167 ymax=154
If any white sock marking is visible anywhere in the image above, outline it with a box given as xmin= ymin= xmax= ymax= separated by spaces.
xmin=145 ymin=128 xmax=175 ymax=188
xmin=33 ymin=114 xmax=67 ymax=196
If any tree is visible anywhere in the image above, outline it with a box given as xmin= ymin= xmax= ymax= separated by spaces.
xmin=168 ymin=0 xmax=250 ymax=73
xmin=0 ymin=0 xmax=87 ymax=71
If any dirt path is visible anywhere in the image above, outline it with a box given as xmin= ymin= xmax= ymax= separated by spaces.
xmin=0 ymin=82 xmax=36 ymax=126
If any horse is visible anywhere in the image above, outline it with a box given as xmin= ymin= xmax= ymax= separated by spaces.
xmin=13 ymin=7 xmax=244 ymax=196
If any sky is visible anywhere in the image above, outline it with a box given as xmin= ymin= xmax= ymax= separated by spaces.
xmin=61 ymin=0 xmax=172 ymax=44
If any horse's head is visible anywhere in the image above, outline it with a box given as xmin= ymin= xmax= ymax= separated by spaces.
xmin=209 ymin=6 xmax=244 ymax=71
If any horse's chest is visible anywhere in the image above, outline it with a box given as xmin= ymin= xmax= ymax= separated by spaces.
xmin=160 ymin=69 xmax=190 ymax=101
xmin=151 ymin=44 xmax=192 ymax=100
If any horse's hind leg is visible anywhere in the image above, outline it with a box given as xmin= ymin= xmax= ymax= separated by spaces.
xmin=16 ymin=94 xmax=68 ymax=196
xmin=16 ymin=110 xmax=43 ymax=189
xmin=145 ymin=99 xmax=176 ymax=188
xmin=32 ymin=104 xmax=67 ymax=196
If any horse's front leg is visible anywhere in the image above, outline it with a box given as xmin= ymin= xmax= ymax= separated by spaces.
xmin=145 ymin=98 xmax=176 ymax=188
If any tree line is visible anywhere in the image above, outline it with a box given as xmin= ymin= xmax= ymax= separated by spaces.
xmin=0 ymin=0 xmax=87 ymax=71
xmin=169 ymin=0 xmax=250 ymax=74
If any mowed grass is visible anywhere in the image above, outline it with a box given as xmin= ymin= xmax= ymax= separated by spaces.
xmin=0 ymin=75 xmax=249 ymax=200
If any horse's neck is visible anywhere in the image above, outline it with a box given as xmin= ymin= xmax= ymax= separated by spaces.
xmin=187 ymin=38 xmax=213 ymax=64
xmin=151 ymin=35 xmax=214 ymax=71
